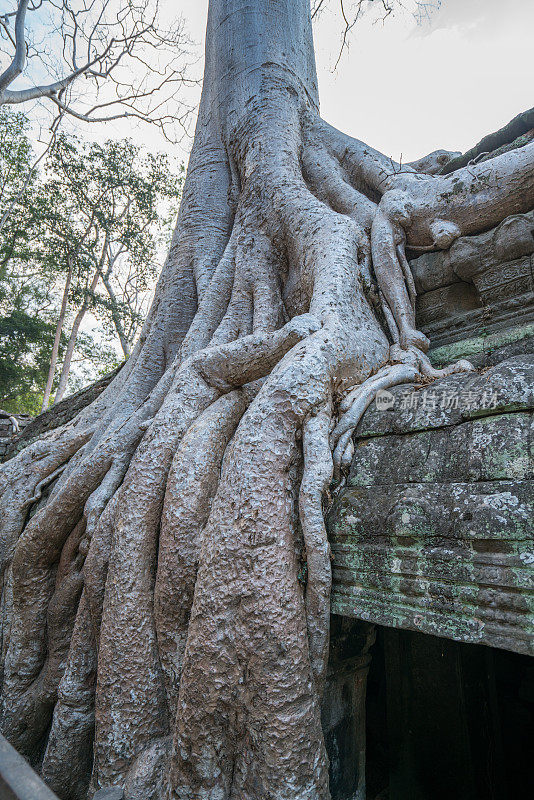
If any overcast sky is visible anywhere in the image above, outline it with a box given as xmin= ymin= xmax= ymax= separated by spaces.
xmin=168 ymin=0 xmax=533 ymax=163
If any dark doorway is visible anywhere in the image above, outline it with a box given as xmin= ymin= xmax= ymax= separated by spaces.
xmin=365 ymin=627 xmax=534 ymax=800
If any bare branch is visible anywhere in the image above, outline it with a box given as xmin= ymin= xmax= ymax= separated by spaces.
xmin=317 ymin=1 xmax=441 ymax=68
xmin=0 ymin=0 xmax=195 ymax=141
xmin=311 ymin=0 xmax=328 ymax=18
xmin=0 ymin=0 xmax=30 ymax=93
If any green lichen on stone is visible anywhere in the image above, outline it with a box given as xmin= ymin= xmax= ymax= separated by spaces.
xmin=467 ymin=413 xmax=532 ymax=480
xmin=429 ymin=322 xmax=534 ymax=367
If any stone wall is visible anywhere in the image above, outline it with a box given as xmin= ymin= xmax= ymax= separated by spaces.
xmin=326 ymin=209 xmax=534 ymax=799
xmin=412 ymin=209 xmax=534 ymax=369
xmin=0 ymin=413 xmax=31 ymax=462
xmin=328 ymin=355 xmax=533 ymax=654
xmin=328 ymin=210 xmax=534 ymax=656
xmin=1 ymin=367 xmax=120 ymax=462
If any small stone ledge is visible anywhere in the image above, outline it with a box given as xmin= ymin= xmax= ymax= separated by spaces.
xmin=440 ymin=106 xmax=534 ymax=174
xmin=2 ymin=365 xmax=121 ymax=462
xmin=411 ymin=209 xmax=534 ymax=295
xmin=428 ymin=321 xmax=534 ymax=368
xmin=0 ymin=734 xmax=58 ymax=800
xmin=357 ymin=354 xmax=533 ymax=439
xmin=0 ymin=413 xmax=31 ymax=461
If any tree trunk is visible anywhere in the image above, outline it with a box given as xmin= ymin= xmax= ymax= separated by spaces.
xmin=53 ymin=267 xmax=101 ymax=405
xmin=0 ymin=2 xmax=533 ymax=800
xmin=41 ymin=262 xmax=72 ymax=412
xmin=101 ymin=272 xmax=131 ymax=360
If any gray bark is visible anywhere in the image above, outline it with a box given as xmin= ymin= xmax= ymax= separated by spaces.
xmin=101 ymin=272 xmax=131 ymax=360
xmin=0 ymin=3 xmax=533 ymax=800
xmin=41 ymin=263 xmax=72 ymax=412
xmin=53 ymin=267 xmax=101 ymax=405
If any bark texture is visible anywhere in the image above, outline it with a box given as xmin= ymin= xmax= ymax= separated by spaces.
xmin=1 ymin=2 xmax=533 ymax=799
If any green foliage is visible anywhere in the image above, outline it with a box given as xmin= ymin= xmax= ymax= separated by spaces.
xmin=0 ymin=108 xmax=33 ymax=206
xmin=45 ymin=133 xmax=183 ymax=350
xmin=0 ymin=310 xmax=56 ymax=414
xmin=0 ymin=107 xmax=56 ymax=413
xmin=0 ymin=107 xmax=184 ymax=414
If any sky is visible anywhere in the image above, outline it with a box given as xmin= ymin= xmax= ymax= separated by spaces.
xmin=165 ymin=0 xmax=534 ymax=164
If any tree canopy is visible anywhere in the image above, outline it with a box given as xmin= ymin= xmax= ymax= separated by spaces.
xmin=0 ymin=106 xmax=183 ymax=413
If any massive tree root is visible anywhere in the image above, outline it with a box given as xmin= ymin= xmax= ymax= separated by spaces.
xmin=1 ymin=1 xmax=533 ymax=798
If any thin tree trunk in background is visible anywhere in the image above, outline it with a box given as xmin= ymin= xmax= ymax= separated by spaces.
xmin=52 ymin=267 xmax=101 ymax=405
xmin=101 ymin=271 xmax=131 ymax=359
xmin=41 ymin=262 xmax=72 ymax=411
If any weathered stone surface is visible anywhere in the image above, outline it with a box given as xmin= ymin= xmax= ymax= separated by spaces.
xmin=410 ymin=251 xmax=457 ymax=294
xmin=428 ymin=321 xmax=534 ymax=369
xmin=415 ymin=281 xmax=480 ymax=328
xmin=357 ymin=354 xmax=533 ymax=438
xmin=0 ymin=413 xmax=31 ymax=461
xmin=450 ymin=213 xmax=534 ymax=279
xmin=440 ymin=106 xmax=534 ymax=174
xmin=329 ymin=356 xmax=534 ymax=655
xmin=410 ymin=210 xmax=534 ymax=363
xmin=412 ymin=210 xmax=534 ymax=292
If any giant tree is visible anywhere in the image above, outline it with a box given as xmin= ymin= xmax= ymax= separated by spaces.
xmin=1 ymin=2 xmax=533 ymax=799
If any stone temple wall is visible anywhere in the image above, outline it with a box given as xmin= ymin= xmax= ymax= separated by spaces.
xmin=324 ymin=209 xmax=534 ymax=800
xmin=413 ymin=208 xmax=534 ymax=369
xmin=328 ymin=209 xmax=534 ymax=655
xmin=0 ymin=413 xmax=31 ymax=461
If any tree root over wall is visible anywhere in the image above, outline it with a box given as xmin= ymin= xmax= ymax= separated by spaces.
xmin=1 ymin=2 xmax=533 ymax=798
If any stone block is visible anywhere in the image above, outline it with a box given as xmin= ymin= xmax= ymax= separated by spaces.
xmin=415 ymin=281 xmax=481 ymax=327
xmin=410 ymin=250 xmax=456 ymax=293
xmin=410 ymin=210 xmax=534 ymax=357
xmin=93 ymin=789 xmax=124 ymax=800
xmin=329 ymin=356 xmax=534 ymax=656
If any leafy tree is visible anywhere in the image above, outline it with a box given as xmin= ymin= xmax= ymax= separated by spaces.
xmin=0 ymin=105 xmax=32 ymax=223
xmin=0 ymin=308 xmax=56 ymax=413
xmin=0 ymin=106 xmax=58 ymax=412
xmin=40 ymin=133 xmax=182 ymax=407
xmin=0 ymin=107 xmax=182 ymax=412
xmin=0 ymin=2 xmax=532 ymax=799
